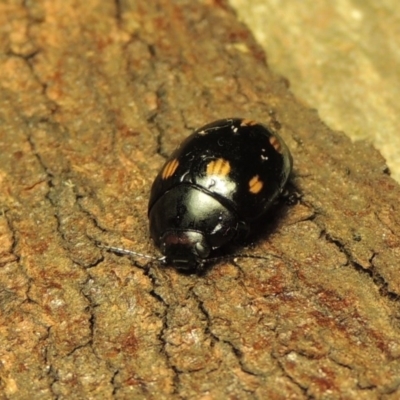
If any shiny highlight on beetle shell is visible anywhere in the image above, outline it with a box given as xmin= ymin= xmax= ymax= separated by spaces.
xmin=248 ymin=175 xmax=264 ymax=194
xmin=206 ymin=158 xmax=231 ymax=177
xmin=161 ymin=158 xmax=179 ymax=180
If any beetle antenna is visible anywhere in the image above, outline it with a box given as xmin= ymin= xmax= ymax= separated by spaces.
xmin=96 ymin=242 xmax=166 ymax=263
xmin=96 ymin=241 xmax=278 ymax=268
xmin=206 ymin=253 xmax=278 ymax=264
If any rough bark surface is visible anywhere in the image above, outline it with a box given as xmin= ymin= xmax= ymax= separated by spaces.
xmin=1 ymin=1 xmax=399 ymax=399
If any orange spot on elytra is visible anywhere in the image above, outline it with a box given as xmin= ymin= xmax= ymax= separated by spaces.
xmin=206 ymin=158 xmax=231 ymax=176
xmin=240 ymin=119 xmax=258 ymax=127
xmin=269 ymin=135 xmax=282 ymax=153
xmin=249 ymin=175 xmax=263 ymax=194
xmin=161 ymin=159 xmax=179 ymax=179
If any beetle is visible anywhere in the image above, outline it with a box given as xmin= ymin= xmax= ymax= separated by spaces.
xmin=145 ymin=118 xmax=293 ymax=271
xmin=99 ymin=118 xmax=292 ymax=271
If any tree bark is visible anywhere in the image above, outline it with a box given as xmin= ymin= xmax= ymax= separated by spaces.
xmin=0 ymin=0 xmax=399 ymax=399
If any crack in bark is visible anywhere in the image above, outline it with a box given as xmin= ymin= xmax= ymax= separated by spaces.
xmin=323 ymin=231 xmax=400 ymax=301
xmin=114 ymin=0 xmax=122 ymax=27
xmin=2 ymin=209 xmax=20 ymax=266
xmin=192 ymin=288 xmax=263 ymax=393
xmin=271 ymin=352 xmax=310 ymax=397
xmin=145 ymin=267 xmax=180 ymax=394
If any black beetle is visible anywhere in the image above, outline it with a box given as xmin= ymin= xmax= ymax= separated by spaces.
xmin=146 ymin=118 xmax=292 ymax=270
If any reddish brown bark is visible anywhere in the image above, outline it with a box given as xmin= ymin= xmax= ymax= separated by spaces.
xmin=0 ymin=1 xmax=399 ymax=398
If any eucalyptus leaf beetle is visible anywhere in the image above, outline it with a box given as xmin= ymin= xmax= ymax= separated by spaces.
xmin=147 ymin=118 xmax=292 ymax=271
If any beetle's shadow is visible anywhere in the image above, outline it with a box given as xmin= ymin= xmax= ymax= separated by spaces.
xmin=212 ymin=182 xmax=301 ymax=262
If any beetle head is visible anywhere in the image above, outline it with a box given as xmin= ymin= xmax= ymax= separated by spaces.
xmin=160 ymin=230 xmax=210 ymax=270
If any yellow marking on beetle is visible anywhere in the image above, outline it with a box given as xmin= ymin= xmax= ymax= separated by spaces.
xmin=269 ymin=135 xmax=282 ymax=153
xmin=161 ymin=158 xmax=179 ymax=179
xmin=206 ymin=158 xmax=231 ymax=177
xmin=240 ymin=119 xmax=258 ymax=127
xmin=249 ymin=175 xmax=264 ymax=194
